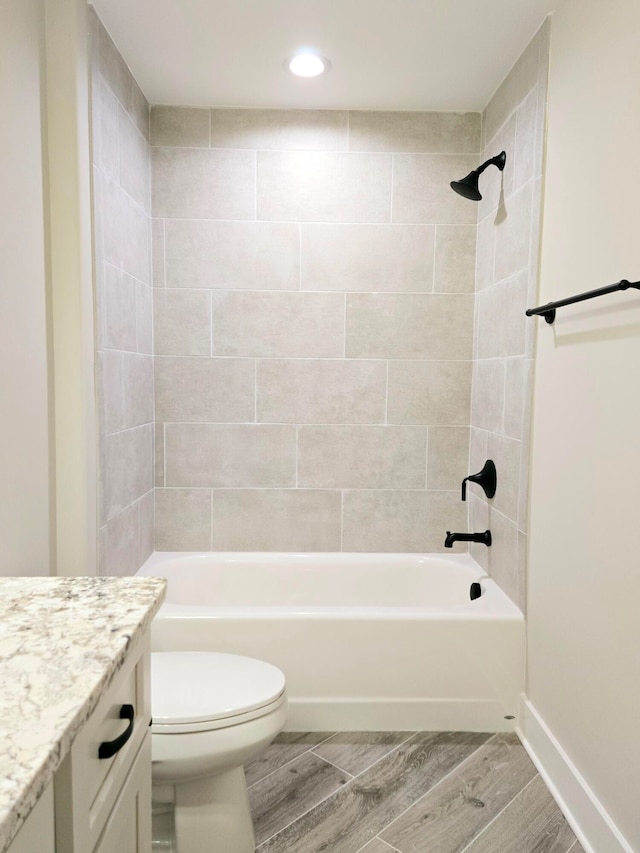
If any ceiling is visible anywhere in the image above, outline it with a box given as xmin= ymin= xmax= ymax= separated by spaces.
xmin=90 ymin=0 xmax=557 ymax=112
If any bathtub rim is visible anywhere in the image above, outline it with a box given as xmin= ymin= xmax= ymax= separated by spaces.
xmin=137 ymin=550 xmax=524 ymax=621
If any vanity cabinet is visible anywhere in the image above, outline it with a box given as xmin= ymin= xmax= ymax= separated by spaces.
xmin=54 ymin=636 xmax=151 ymax=853
xmin=5 ymin=784 xmax=55 ymax=853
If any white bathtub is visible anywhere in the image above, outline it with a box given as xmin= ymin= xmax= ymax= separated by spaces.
xmin=137 ymin=552 xmax=524 ymax=732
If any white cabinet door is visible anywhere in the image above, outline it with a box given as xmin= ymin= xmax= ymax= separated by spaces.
xmin=93 ymin=733 xmax=152 ymax=853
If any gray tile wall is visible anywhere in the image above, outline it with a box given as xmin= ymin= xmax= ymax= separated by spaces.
xmin=151 ymin=106 xmax=481 ymax=551
xmin=90 ymin=10 xmax=154 ymax=575
xmin=469 ymin=21 xmax=550 ymax=609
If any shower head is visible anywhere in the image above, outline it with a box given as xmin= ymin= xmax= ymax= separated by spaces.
xmin=450 ymin=151 xmax=506 ymax=201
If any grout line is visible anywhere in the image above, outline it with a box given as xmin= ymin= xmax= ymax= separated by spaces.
xmin=257 ymin=731 xmax=419 ymax=849
xmin=308 ymin=750 xmax=355 ymax=779
xmin=458 ymin=773 xmax=538 ymax=853
xmin=247 ymin=732 xmax=338 ymax=791
xmin=255 ymin=765 xmax=357 ymax=848
xmin=354 ymin=838 xmax=402 ymax=853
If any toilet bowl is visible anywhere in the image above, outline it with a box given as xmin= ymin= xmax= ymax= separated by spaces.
xmin=151 ymin=651 xmax=287 ymax=853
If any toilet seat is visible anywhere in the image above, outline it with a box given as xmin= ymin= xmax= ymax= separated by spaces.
xmin=151 ymin=652 xmax=286 ymax=734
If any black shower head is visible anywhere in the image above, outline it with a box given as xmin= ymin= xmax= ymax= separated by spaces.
xmin=450 ymin=171 xmax=482 ymax=201
xmin=450 ymin=151 xmax=506 ymax=201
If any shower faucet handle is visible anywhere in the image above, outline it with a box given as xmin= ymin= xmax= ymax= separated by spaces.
xmin=461 ymin=460 xmax=497 ymax=501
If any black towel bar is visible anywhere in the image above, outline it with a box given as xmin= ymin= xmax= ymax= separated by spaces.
xmin=526 ymin=279 xmax=640 ymax=324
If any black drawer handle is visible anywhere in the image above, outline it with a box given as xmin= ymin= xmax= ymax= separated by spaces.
xmin=98 ymin=704 xmax=135 ymax=759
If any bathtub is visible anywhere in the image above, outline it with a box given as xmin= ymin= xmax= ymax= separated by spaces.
xmin=137 ymin=552 xmax=524 ymax=732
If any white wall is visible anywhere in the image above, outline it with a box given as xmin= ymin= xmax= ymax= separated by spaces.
xmin=526 ymin=0 xmax=640 ymax=849
xmin=0 ymin=0 xmax=54 ymax=575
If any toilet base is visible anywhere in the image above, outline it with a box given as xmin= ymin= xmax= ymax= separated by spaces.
xmin=171 ymin=767 xmax=255 ymax=853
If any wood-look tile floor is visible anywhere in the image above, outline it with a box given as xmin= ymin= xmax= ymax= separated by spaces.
xmin=245 ymin=732 xmax=585 ymax=853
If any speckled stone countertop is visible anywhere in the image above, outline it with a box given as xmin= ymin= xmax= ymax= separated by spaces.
xmin=0 ymin=576 xmax=166 ymax=852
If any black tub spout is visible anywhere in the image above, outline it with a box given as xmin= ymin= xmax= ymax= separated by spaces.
xmin=444 ymin=530 xmax=492 ymax=548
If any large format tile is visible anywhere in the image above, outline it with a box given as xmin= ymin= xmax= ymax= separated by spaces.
xmin=102 ymin=425 xmax=154 ymax=522
xmin=165 ymin=220 xmax=300 ymax=290
xmin=118 ymin=105 xmax=150 ymax=212
xmin=346 ymin=293 xmax=474 ymax=359
xmin=211 ymin=291 xmax=345 ymax=358
xmin=301 ymin=224 xmax=435 ymax=293
xmin=249 ymin=753 xmax=351 ymax=847
xmin=257 ymin=359 xmax=386 ymax=425
xmin=392 ymin=154 xmax=478 ymax=225
xmin=103 ymin=264 xmax=136 ymax=351
xmin=349 ymin=111 xmax=480 ymax=154
xmin=381 ymin=734 xmax=537 ymax=853
xmin=433 ymin=225 xmax=476 ymax=293
xmin=153 ymin=289 xmax=211 ymax=356
xmin=154 ymin=488 xmax=212 ymax=551
xmin=150 ymin=105 xmax=210 ymax=147
xmin=154 ymin=357 xmax=255 ymax=423
xmin=342 ymin=490 xmax=466 ymax=553
xmin=387 ymin=361 xmax=472 ymax=426
xmin=165 ymin=424 xmax=296 ymax=488
xmin=312 ymin=732 xmax=411 ymax=776
xmin=297 ymin=426 xmax=427 ymax=490
xmin=494 ymin=182 xmax=533 ymax=283
xmin=152 ymin=147 xmax=255 ymax=219
xmin=463 ymin=775 xmax=577 ymax=853
xmin=427 ymin=427 xmax=470 ymax=491
xmin=257 ymin=151 xmax=392 ymax=223
xmin=246 ymin=733 xmax=336 ymax=788
xmin=475 ymin=272 xmax=528 ymax=359
xmin=257 ymin=731 xmax=491 ymax=853
xmin=211 ymin=108 xmax=349 ymax=151
xmin=211 ymin=489 xmax=342 ymax=551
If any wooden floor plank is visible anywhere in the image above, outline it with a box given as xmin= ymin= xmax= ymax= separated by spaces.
xmin=257 ymin=731 xmax=491 ymax=853
xmin=246 ymin=732 xmax=336 ymax=787
xmin=249 ymin=752 xmax=350 ymax=846
xmin=313 ymin=732 xmax=412 ymax=776
xmin=381 ymin=733 xmax=538 ymax=853
xmin=462 ymin=774 xmax=578 ymax=853
xmin=567 ymin=842 xmax=586 ymax=853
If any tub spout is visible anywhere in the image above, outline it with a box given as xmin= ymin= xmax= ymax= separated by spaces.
xmin=444 ymin=530 xmax=492 ymax=548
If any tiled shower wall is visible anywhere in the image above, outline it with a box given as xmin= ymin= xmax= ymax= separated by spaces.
xmin=468 ymin=21 xmax=550 ymax=609
xmin=90 ymin=11 xmax=154 ymax=575
xmin=151 ymin=109 xmax=481 ymax=551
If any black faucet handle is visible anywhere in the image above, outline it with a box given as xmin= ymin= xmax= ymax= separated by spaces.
xmin=461 ymin=460 xmax=496 ymax=501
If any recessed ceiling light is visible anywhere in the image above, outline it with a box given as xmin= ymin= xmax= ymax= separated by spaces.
xmin=285 ymin=52 xmax=331 ymax=78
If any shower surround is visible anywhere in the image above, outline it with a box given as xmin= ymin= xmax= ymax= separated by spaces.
xmin=91 ymin=7 xmax=549 ymax=618
xmin=151 ymin=108 xmax=480 ymax=552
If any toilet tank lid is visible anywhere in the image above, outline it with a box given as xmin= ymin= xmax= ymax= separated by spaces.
xmin=151 ymin=652 xmax=286 ymax=725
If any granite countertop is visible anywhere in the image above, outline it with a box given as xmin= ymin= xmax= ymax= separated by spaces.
xmin=0 ymin=575 xmax=166 ymax=852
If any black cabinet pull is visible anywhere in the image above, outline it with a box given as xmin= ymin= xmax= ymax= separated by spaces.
xmin=98 ymin=704 xmax=135 ymax=759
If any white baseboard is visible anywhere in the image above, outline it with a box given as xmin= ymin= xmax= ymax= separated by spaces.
xmin=285 ymin=698 xmax=516 ymax=733
xmin=517 ymin=696 xmax=634 ymax=853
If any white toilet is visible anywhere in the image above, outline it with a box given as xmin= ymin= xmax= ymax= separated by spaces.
xmin=150 ymin=651 xmax=287 ymax=853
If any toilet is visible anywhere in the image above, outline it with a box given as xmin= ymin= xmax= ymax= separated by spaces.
xmin=150 ymin=651 xmax=288 ymax=853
